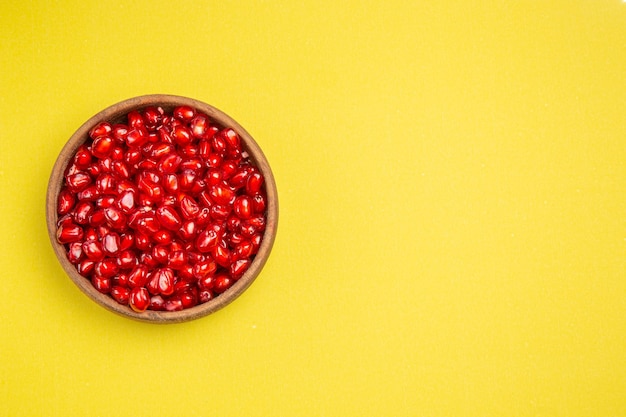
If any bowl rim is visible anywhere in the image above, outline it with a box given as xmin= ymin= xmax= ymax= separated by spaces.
xmin=46 ymin=94 xmax=278 ymax=323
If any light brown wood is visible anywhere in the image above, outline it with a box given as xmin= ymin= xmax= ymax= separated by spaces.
xmin=46 ymin=95 xmax=278 ymax=323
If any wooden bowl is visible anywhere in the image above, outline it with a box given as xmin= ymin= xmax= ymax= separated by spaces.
xmin=46 ymin=95 xmax=278 ymax=323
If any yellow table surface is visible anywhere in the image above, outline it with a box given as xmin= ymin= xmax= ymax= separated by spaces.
xmin=1 ymin=1 xmax=625 ymax=416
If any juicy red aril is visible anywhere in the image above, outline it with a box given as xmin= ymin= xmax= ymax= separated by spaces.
xmin=173 ymin=105 xmax=196 ymax=122
xmin=91 ymin=136 xmax=115 ymax=159
xmin=104 ymin=207 xmax=126 ymax=230
xmin=246 ymin=170 xmax=264 ymax=195
xmin=230 ymin=258 xmax=251 ymax=279
xmin=56 ymin=105 xmax=268 ymax=313
xmin=156 ymin=205 xmax=182 ymax=231
xmin=66 ymin=172 xmax=91 ymax=192
xmin=111 ymin=286 xmax=130 ymax=304
xmin=57 ymin=223 xmax=84 ymax=244
xmin=129 ymin=287 xmax=150 ymax=312
xmin=92 ymin=275 xmax=111 ymax=294
xmin=89 ymin=122 xmax=112 ymax=139
xmin=94 ymin=259 xmax=118 ymax=278
xmin=83 ymin=240 xmax=105 ymax=261
xmin=58 ymin=189 xmax=76 ymax=215
xmin=233 ymin=195 xmax=253 ymax=219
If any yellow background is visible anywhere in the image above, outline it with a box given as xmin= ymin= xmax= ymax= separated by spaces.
xmin=1 ymin=1 xmax=625 ymax=416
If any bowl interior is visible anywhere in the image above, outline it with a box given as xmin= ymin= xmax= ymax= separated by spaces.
xmin=47 ymin=95 xmax=278 ymax=323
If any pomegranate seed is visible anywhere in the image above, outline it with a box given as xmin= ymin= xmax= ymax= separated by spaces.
xmin=172 ymin=125 xmax=193 ymax=146
xmin=67 ymin=242 xmax=84 ymax=264
xmin=57 ymin=223 xmax=84 ymax=244
xmin=167 ymin=250 xmax=187 ymax=269
xmin=128 ymin=265 xmax=149 ymax=288
xmin=251 ymin=193 xmax=266 ymax=213
xmin=149 ymin=295 xmax=166 ymax=311
xmin=195 ymin=228 xmax=220 ymax=253
xmin=82 ymin=239 xmax=104 ymax=261
xmin=58 ymin=189 xmax=76 ymax=215
xmin=142 ymin=107 xmax=162 ymax=131
xmin=129 ymin=287 xmax=150 ymax=312
xmin=91 ymin=136 xmax=115 ymax=159
xmin=179 ymin=195 xmax=200 ymax=219
xmin=199 ymin=289 xmax=214 ymax=303
xmin=156 ymin=205 xmax=182 ymax=231
xmin=111 ymin=286 xmax=130 ymax=304
xmin=112 ymin=272 xmax=129 ymax=287
xmin=193 ymin=259 xmax=217 ymax=279
xmin=173 ymin=105 xmax=196 ymax=122
xmin=112 ymin=124 xmax=129 ymax=143
xmin=233 ymin=195 xmax=253 ymax=219
xmin=116 ymin=249 xmax=137 ymax=269
xmin=66 ymin=172 xmax=92 ymax=193
xmin=246 ymin=170 xmax=264 ymax=195
xmin=94 ymin=259 xmax=119 ymax=278
xmin=221 ymin=128 xmax=240 ymax=150
xmin=104 ymin=207 xmax=127 ymax=230
xmin=213 ymin=244 xmax=231 ymax=268
xmin=213 ymin=273 xmax=233 ymax=294
xmin=190 ymin=114 xmax=210 ymax=139
xmin=180 ymin=291 xmax=198 ymax=309
xmin=91 ymin=275 xmax=112 ymax=294
xmin=152 ymin=245 xmax=169 ymax=264
xmin=102 ymin=232 xmax=120 ymax=255
xmin=74 ymin=146 xmax=93 ymax=168
xmin=164 ymin=298 xmax=184 ymax=311
xmin=78 ymin=259 xmax=95 ymax=276
xmin=230 ymin=258 xmax=251 ymax=279
xmin=89 ymin=122 xmax=112 ymax=139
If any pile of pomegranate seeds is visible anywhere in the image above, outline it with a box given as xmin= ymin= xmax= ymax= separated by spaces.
xmin=56 ymin=106 xmax=267 ymax=313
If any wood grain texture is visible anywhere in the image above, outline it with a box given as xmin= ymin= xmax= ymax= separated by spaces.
xmin=46 ymin=95 xmax=278 ymax=324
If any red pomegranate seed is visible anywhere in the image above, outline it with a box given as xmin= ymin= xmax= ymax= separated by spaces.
xmin=94 ymin=259 xmax=119 ymax=278
xmin=111 ymin=286 xmax=130 ymax=304
xmin=66 ymin=172 xmax=91 ymax=192
xmin=82 ymin=239 xmax=104 ymax=261
xmin=230 ymin=258 xmax=251 ymax=279
xmin=173 ymin=105 xmax=196 ymax=122
xmin=128 ymin=265 xmax=149 ymax=288
xmin=77 ymin=259 xmax=95 ymax=276
xmin=104 ymin=207 xmax=126 ymax=230
xmin=156 ymin=205 xmax=182 ymax=231
xmin=102 ymin=232 xmax=120 ymax=255
xmin=112 ymin=124 xmax=129 ymax=143
xmin=90 ymin=122 xmax=112 ymax=139
xmin=199 ymin=289 xmax=213 ymax=304
xmin=233 ymin=195 xmax=253 ymax=219
xmin=149 ymin=295 xmax=166 ymax=311
xmin=221 ymin=128 xmax=240 ymax=150
xmin=91 ymin=275 xmax=111 ymax=294
xmin=193 ymin=259 xmax=217 ymax=279
xmin=67 ymin=242 xmax=84 ymax=264
xmin=116 ymin=249 xmax=137 ymax=269
xmin=190 ymin=114 xmax=210 ymax=139
xmin=57 ymin=223 xmax=84 ymax=244
xmin=213 ymin=244 xmax=231 ymax=268
xmin=74 ymin=146 xmax=93 ymax=168
xmin=129 ymin=287 xmax=150 ymax=312
xmin=246 ymin=170 xmax=264 ymax=195
xmin=213 ymin=273 xmax=233 ymax=294
xmin=91 ymin=136 xmax=115 ymax=159
xmin=164 ymin=298 xmax=184 ymax=311
xmin=195 ymin=228 xmax=219 ymax=253
xmin=172 ymin=125 xmax=193 ymax=146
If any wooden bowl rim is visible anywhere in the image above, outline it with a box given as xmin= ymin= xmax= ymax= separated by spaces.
xmin=46 ymin=94 xmax=278 ymax=324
